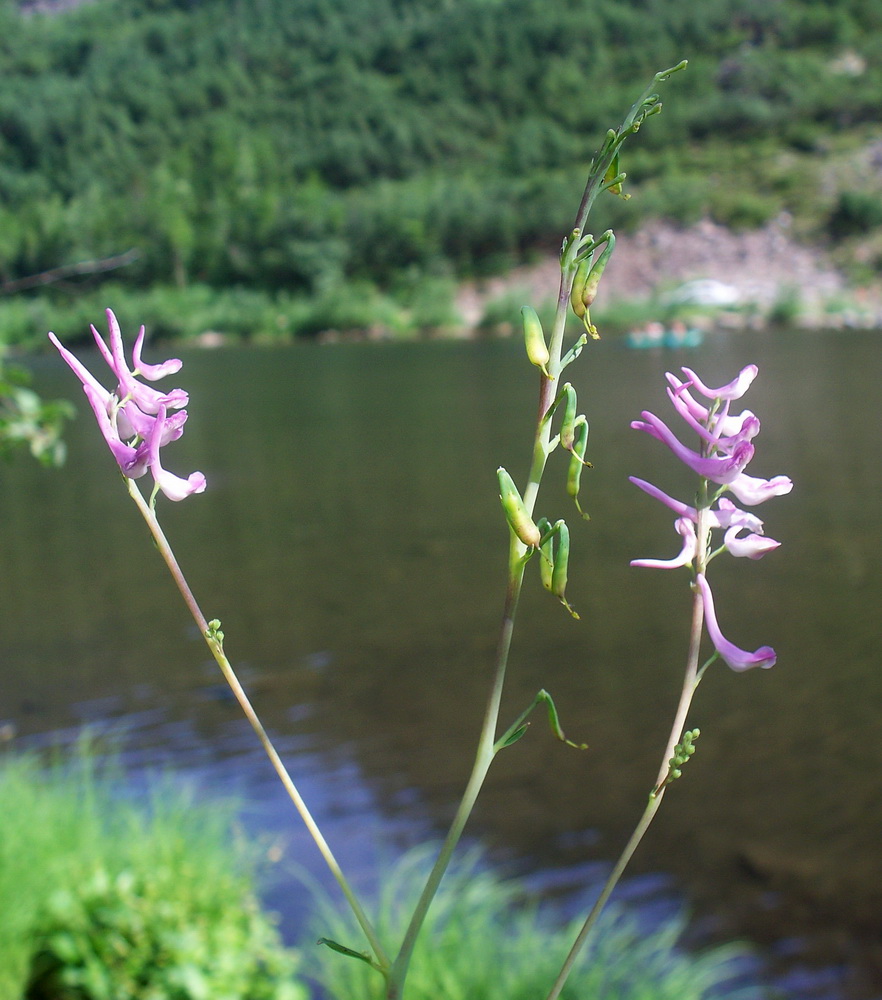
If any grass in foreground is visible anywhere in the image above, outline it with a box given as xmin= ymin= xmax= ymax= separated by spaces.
xmin=308 ymin=844 xmax=762 ymax=1000
xmin=0 ymin=740 xmax=306 ymax=1000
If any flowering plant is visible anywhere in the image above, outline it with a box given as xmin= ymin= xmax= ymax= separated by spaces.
xmin=47 ymin=62 xmax=792 ymax=1000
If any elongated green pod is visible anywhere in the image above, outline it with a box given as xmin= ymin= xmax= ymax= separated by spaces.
xmin=537 ymin=517 xmax=555 ymax=591
xmin=567 ymin=417 xmax=591 ymax=520
xmin=569 ymin=258 xmax=589 ymax=320
xmin=559 ymin=383 xmax=577 ymax=452
xmin=498 ymin=467 xmax=541 ymax=547
xmin=581 ymin=232 xmax=616 ymax=307
xmin=551 ymin=519 xmax=579 ymax=619
xmin=521 ymin=306 xmax=550 ymax=377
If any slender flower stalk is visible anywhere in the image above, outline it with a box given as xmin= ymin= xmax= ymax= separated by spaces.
xmin=546 ymin=365 xmax=790 ymax=1000
xmin=49 ymin=313 xmax=389 ymax=973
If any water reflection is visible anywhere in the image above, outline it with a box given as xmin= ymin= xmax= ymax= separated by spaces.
xmin=3 ymin=330 xmax=882 ymax=998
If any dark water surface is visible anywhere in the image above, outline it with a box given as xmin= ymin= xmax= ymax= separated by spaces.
xmin=3 ymin=330 xmax=882 ymax=998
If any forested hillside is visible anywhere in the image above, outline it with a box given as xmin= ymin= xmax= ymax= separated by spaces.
xmin=2 ymin=0 xmax=881 ymax=342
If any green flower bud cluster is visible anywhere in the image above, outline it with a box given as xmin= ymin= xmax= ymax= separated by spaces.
xmin=667 ymin=728 xmax=700 ymax=783
xmin=205 ymin=619 xmax=225 ymax=645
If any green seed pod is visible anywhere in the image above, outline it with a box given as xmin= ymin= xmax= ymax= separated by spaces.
xmin=551 ymin=519 xmax=579 ymax=619
xmin=521 ymin=306 xmax=550 ymax=377
xmin=559 ymin=383 xmax=577 ymax=451
xmin=538 ymin=520 xmax=555 ymax=591
xmin=569 ymin=258 xmax=589 ymax=320
xmin=582 ymin=232 xmax=616 ymax=307
xmin=567 ymin=417 xmax=591 ymax=520
xmin=582 ymin=231 xmax=616 ymax=307
xmin=497 ymin=467 xmax=541 ymax=547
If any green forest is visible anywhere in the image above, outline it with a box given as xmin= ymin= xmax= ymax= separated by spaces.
xmin=2 ymin=0 xmax=882 ymax=344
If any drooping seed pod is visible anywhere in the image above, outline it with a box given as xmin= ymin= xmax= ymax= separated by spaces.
xmin=559 ymin=383 xmax=577 ymax=452
xmin=567 ymin=417 xmax=591 ymax=520
xmin=570 ymin=257 xmax=590 ymax=321
xmin=580 ymin=232 xmax=616 ymax=309
xmin=521 ymin=306 xmax=550 ymax=378
xmin=497 ymin=467 xmax=541 ymax=547
xmin=537 ymin=517 xmax=555 ymax=591
xmin=551 ymin=519 xmax=579 ymax=619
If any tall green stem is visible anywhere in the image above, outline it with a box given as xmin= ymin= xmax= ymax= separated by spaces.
xmin=544 ymin=494 xmax=711 ymax=1000
xmin=388 ymin=389 xmax=557 ymax=998
xmin=386 ymin=61 xmax=688 ymax=1000
xmin=125 ymin=478 xmax=390 ymax=973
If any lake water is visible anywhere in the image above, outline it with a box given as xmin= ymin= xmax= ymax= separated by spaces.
xmin=3 ymin=329 xmax=882 ymax=999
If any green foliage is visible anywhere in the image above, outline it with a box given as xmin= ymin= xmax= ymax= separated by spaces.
xmin=26 ymin=867 xmax=303 ymax=1000
xmin=0 ymin=744 xmax=307 ymax=1000
xmin=826 ymin=189 xmax=882 ymax=238
xmin=310 ymin=846 xmax=758 ymax=1000
xmin=0 ymin=350 xmax=73 ymax=465
xmin=0 ymin=0 xmax=880 ymax=342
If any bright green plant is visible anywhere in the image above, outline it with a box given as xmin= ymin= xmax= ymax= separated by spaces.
xmin=26 ymin=866 xmax=303 ymax=1000
xmin=0 ymin=746 xmax=307 ymax=1000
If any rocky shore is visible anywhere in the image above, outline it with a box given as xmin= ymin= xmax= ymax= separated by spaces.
xmin=456 ymin=216 xmax=882 ymax=331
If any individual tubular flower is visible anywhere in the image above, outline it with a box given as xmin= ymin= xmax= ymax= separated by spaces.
xmin=49 ymin=309 xmax=205 ymax=500
xmin=695 ymin=574 xmax=776 ymax=671
xmin=723 ymin=525 xmax=780 ymax=560
xmin=148 ymin=405 xmax=206 ymax=501
xmin=631 ymin=517 xmax=697 ymax=570
xmin=727 ymin=472 xmax=793 ymax=506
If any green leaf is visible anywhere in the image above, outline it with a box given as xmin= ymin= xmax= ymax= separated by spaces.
xmin=316 ymin=937 xmax=374 ymax=966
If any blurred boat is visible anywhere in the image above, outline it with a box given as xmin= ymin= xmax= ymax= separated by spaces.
xmin=625 ymin=321 xmax=703 ymax=349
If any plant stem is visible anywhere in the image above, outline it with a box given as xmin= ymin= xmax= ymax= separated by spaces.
xmin=544 ymin=503 xmax=710 ymax=1000
xmin=125 ymin=477 xmax=390 ymax=973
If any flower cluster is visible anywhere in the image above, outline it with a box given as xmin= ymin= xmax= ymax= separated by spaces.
xmin=49 ymin=310 xmax=206 ymax=501
xmin=630 ymin=365 xmax=791 ymax=672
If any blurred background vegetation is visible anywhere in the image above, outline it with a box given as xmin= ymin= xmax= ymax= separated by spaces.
xmin=1 ymin=0 xmax=882 ymax=345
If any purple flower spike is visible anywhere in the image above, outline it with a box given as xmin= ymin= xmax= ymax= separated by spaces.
xmin=49 ymin=312 xmax=205 ymax=501
xmin=696 ymin=574 xmax=776 ymax=671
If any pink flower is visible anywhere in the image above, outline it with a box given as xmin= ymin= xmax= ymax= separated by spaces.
xmin=631 ymin=517 xmax=697 ymax=569
xmin=727 ymin=472 xmax=793 ymax=506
